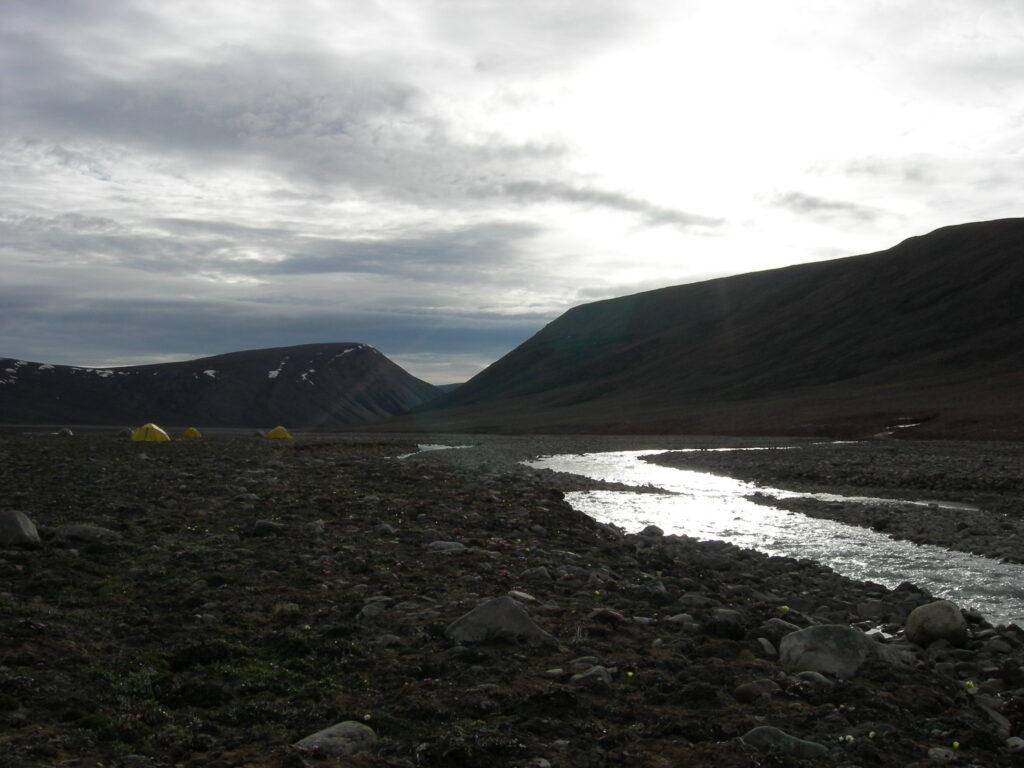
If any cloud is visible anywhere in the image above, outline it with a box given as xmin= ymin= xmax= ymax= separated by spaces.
xmin=844 ymin=157 xmax=933 ymax=183
xmin=475 ymin=180 xmax=723 ymax=229
xmin=427 ymin=0 xmax=655 ymax=73
xmin=1 ymin=213 xmax=545 ymax=282
xmin=772 ymin=191 xmax=883 ymax=223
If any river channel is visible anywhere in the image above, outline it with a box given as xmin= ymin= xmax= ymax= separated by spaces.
xmin=525 ymin=449 xmax=1024 ymax=627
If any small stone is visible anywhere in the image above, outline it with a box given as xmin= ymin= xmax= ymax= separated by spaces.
xmin=795 ymin=670 xmax=835 ymax=689
xmin=252 ymin=520 xmax=287 ymax=536
xmin=588 ymin=607 xmax=628 ymax=624
xmin=520 ymin=566 xmax=551 ymax=582
xmin=570 ymin=665 xmax=613 ymax=689
xmin=757 ymin=617 xmax=801 ymax=644
xmin=756 ymin=637 xmax=777 ymax=658
xmin=709 ymin=608 xmax=746 ymax=639
xmin=733 ymin=679 xmax=779 ymax=703
xmin=1006 ymin=736 xmax=1024 ymax=753
xmin=428 ymin=541 xmax=466 ymax=552
xmin=927 ymin=746 xmax=956 ymax=762
xmin=639 ymin=524 xmax=663 ymax=537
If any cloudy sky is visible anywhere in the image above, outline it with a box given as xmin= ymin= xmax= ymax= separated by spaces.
xmin=3 ymin=1 xmax=1021 ymax=383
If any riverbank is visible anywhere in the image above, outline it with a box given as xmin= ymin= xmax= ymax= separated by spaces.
xmin=643 ymin=439 xmax=1024 ymax=564
xmin=1 ymin=432 xmax=1022 ymax=767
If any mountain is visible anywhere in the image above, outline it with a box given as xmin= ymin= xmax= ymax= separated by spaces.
xmin=0 ymin=343 xmax=442 ymax=428
xmin=406 ymin=218 xmax=1024 ymax=439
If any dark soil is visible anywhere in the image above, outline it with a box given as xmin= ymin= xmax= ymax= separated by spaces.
xmin=1 ymin=431 xmax=1022 ymax=767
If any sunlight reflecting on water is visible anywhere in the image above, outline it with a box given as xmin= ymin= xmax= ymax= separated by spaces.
xmin=396 ymin=444 xmax=472 ymax=460
xmin=527 ymin=450 xmax=1024 ymax=626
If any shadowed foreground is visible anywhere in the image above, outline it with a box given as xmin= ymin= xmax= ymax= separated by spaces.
xmin=1 ymin=432 xmax=1021 ymax=767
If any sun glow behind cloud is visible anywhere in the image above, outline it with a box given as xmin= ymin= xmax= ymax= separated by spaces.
xmin=1 ymin=0 xmax=1021 ymax=382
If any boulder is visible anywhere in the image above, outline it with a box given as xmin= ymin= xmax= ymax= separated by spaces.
xmin=294 ymin=720 xmax=377 ymax=756
xmin=905 ymin=600 xmax=968 ymax=647
xmin=0 ymin=510 xmax=41 ymax=549
xmin=52 ymin=524 xmax=121 ymax=547
xmin=740 ymin=726 xmax=828 ymax=759
xmin=780 ymin=624 xmax=885 ymax=678
xmin=445 ymin=596 xmax=559 ymax=648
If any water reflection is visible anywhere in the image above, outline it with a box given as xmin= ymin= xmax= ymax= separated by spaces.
xmin=396 ymin=443 xmax=472 ymax=460
xmin=527 ymin=450 xmax=1024 ymax=626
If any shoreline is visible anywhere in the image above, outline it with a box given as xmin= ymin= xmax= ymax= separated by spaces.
xmin=641 ymin=439 xmax=1024 ymax=564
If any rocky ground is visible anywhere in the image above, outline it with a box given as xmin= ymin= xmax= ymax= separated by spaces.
xmin=0 ymin=430 xmax=1022 ymax=768
xmin=643 ymin=439 xmax=1024 ymax=564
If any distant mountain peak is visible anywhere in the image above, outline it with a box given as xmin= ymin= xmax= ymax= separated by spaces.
xmin=1 ymin=342 xmax=441 ymax=428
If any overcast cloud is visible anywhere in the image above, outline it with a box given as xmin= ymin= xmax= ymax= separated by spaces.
xmin=2 ymin=0 xmax=1022 ymax=383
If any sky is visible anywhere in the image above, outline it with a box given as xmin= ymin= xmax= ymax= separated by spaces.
xmin=2 ymin=1 xmax=1022 ymax=384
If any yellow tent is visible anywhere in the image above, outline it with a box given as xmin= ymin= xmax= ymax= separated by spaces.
xmin=264 ymin=425 xmax=293 ymax=440
xmin=130 ymin=423 xmax=170 ymax=442
xmin=180 ymin=427 xmax=202 ymax=439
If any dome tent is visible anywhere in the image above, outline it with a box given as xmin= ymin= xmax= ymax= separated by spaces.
xmin=180 ymin=427 xmax=202 ymax=439
xmin=130 ymin=423 xmax=170 ymax=442
xmin=264 ymin=425 xmax=293 ymax=440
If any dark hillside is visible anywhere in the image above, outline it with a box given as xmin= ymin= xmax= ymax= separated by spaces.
xmin=408 ymin=219 xmax=1024 ymax=438
xmin=1 ymin=343 xmax=441 ymax=428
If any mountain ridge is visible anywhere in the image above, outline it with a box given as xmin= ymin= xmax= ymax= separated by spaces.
xmin=1 ymin=342 xmax=441 ymax=428
xmin=402 ymin=218 xmax=1024 ymax=439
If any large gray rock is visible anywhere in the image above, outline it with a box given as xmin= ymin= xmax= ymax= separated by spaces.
xmin=905 ymin=600 xmax=968 ymax=647
xmin=52 ymin=524 xmax=121 ymax=546
xmin=294 ymin=720 xmax=377 ymax=756
xmin=779 ymin=624 xmax=889 ymax=679
xmin=0 ymin=510 xmax=41 ymax=549
xmin=445 ymin=596 xmax=559 ymax=648
xmin=740 ymin=726 xmax=828 ymax=759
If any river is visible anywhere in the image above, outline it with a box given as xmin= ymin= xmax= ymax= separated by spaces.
xmin=525 ymin=449 xmax=1024 ymax=627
